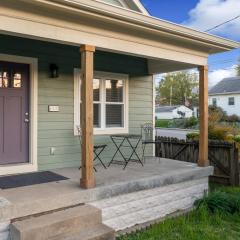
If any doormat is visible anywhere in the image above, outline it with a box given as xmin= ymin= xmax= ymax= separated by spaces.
xmin=0 ymin=171 xmax=69 ymax=189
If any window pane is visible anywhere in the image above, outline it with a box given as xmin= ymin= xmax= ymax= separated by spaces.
xmin=229 ymin=97 xmax=235 ymax=105
xmin=13 ymin=73 xmax=22 ymax=88
xmin=0 ymin=71 xmax=9 ymax=88
xmin=94 ymin=103 xmax=101 ymax=128
xmin=106 ymin=104 xmax=123 ymax=127
xmin=93 ymin=79 xmax=100 ymax=101
xmin=106 ymin=80 xmax=123 ymax=102
xmin=212 ymin=98 xmax=217 ymax=106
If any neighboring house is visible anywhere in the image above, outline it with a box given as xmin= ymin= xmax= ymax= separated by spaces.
xmin=0 ymin=0 xmax=238 ymax=239
xmin=155 ymin=105 xmax=193 ymax=120
xmin=209 ymin=77 xmax=240 ymax=116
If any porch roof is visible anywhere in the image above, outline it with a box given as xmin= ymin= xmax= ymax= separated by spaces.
xmin=25 ymin=0 xmax=239 ymax=52
xmin=0 ymin=0 xmax=239 ymax=73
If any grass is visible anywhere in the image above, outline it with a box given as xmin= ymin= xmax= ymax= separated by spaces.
xmin=117 ymin=185 xmax=240 ymax=240
xmin=155 ymin=119 xmax=170 ymax=128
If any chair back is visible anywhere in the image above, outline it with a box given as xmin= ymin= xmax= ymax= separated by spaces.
xmin=76 ymin=125 xmax=82 ymax=145
xmin=141 ymin=122 xmax=155 ymax=142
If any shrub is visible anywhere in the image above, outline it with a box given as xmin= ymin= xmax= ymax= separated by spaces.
xmin=168 ymin=117 xmax=198 ymax=129
xmin=224 ymin=114 xmax=240 ymax=123
xmin=195 ymin=191 xmax=240 ymax=214
xmin=186 ymin=132 xmax=199 ymax=140
xmin=184 ymin=116 xmax=198 ymax=128
xmin=209 ymin=105 xmax=226 ymax=125
xmin=208 ymin=125 xmax=231 ymax=140
xmin=225 ymin=134 xmax=234 ymax=142
xmin=234 ymin=135 xmax=240 ymax=143
xmin=187 ymin=126 xmax=236 ymax=141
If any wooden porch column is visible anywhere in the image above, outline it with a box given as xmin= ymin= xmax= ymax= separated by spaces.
xmin=80 ymin=45 xmax=96 ymax=189
xmin=198 ymin=66 xmax=209 ymax=167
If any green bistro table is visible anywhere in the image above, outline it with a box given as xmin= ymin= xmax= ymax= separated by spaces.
xmin=108 ymin=134 xmax=143 ymax=170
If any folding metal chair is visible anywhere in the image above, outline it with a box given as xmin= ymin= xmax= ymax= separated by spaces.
xmin=141 ymin=122 xmax=161 ymax=163
xmin=76 ymin=126 xmax=107 ymax=171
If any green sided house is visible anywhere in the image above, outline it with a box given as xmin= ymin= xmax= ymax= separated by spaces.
xmin=0 ymin=0 xmax=239 ymax=239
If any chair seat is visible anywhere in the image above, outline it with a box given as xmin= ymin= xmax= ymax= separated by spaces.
xmin=94 ymin=145 xmax=107 ymax=149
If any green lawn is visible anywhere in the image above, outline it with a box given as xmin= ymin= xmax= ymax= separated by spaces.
xmin=117 ymin=186 xmax=240 ymax=240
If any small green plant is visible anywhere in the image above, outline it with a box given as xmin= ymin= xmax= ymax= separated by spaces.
xmin=234 ymin=135 xmax=240 ymax=143
xmin=184 ymin=116 xmax=198 ymax=128
xmin=195 ymin=191 xmax=240 ymax=214
xmin=186 ymin=132 xmax=199 ymax=140
xmin=168 ymin=117 xmax=198 ymax=129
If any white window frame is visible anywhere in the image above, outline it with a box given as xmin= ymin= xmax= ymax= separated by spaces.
xmin=74 ymin=69 xmax=129 ymax=135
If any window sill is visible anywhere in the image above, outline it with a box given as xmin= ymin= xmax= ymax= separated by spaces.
xmin=94 ymin=128 xmax=129 ymax=135
xmin=74 ymin=128 xmax=129 ymax=136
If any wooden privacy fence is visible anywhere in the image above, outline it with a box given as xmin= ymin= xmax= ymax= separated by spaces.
xmin=155 ymin=137 xmax=240 ymax=186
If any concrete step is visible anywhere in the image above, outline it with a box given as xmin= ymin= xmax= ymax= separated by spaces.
xmin=10 ymin=205 xmax=104 ymax=240
xmin=50 ymin=224 xmax=115 ymax=240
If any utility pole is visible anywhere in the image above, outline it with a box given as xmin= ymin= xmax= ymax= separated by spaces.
xmin=170 ymin=85 xmax=172 ymax=106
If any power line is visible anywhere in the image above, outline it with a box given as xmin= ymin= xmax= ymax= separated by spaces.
xmin=205 ymin=14 xmax=240 ymax=32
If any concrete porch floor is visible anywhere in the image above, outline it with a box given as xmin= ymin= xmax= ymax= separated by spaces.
xmin=0 ymin=158 xmax=213 ymax=223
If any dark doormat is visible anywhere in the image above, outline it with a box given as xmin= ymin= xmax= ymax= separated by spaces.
xmin=0 ymin=171 xmax=69 ymax=189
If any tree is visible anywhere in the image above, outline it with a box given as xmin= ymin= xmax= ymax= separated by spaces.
xmin=156 ymin=71 xmax=199 ymax=107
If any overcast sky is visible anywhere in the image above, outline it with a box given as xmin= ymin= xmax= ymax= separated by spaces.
xmin=141 ymin=0 xmax=240 ymax=88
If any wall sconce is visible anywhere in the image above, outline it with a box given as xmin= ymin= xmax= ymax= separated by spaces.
xmin=49 ymin=64 xmax=59 ymax=78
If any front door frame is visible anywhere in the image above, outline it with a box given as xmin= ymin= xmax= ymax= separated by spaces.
xmin=0 ymin=54 xmax=38 ymax=175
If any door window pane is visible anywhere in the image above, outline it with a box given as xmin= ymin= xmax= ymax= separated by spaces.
xmin=106 ymin=104 xmax=123 ymax=127
xmin=13 ymin=73 xmax=22 ymax=88
xmin=0 ymin=72 xmax=9 ymax=88
xmin=106 ymin=80 xmax=123 ymax=102
xmin=94 ymin=103 xmax=101 ymax=128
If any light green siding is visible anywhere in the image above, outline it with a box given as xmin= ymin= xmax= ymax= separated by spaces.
xmin=0 ymin=35 xmax=153 ymax=170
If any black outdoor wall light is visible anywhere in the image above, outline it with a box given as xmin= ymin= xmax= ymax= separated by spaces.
xmin=49 ymin=64 xmax=59 ymax=78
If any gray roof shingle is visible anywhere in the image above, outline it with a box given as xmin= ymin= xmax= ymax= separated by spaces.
xmin=209 ymin=77 xmax=240 ymax=95
xmin=155 ymin=106 xmax=180 ymax=113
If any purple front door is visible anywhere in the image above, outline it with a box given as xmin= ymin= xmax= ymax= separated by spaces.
xmin=0 ymin=61 xmax=30 ymax=165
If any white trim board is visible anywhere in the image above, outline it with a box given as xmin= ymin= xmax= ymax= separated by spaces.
xmin=0 ymin=54 xmax=38 ymax=176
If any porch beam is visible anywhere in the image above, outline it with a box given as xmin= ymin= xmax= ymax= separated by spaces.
xmin=198 ymin=65 xmax=209 ymax=167
xmin=80 ymin=44 xmax=96 ymax=189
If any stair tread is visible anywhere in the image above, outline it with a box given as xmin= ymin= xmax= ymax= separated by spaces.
xmin=12 ymin=205 xmax=100 ymax=230
xmin=10 ymin=205 xmax=103 ymax=240
xmin=50 ymin=224 xmax=115 ymax=240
